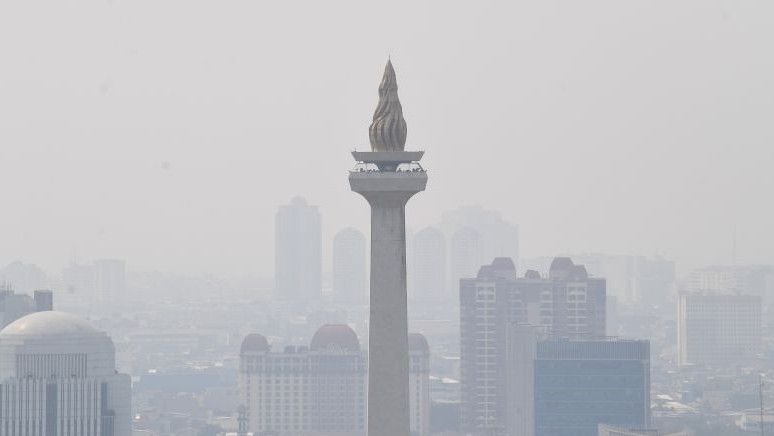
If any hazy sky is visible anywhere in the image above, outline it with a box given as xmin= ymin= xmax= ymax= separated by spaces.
xmin=1 ymin=1 xmax=772 ymax=276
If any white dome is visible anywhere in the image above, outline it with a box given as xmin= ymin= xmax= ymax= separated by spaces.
xmin=0 ymin=311 xmax=115 ymax=379
xmin=0 ymin=310 xmax=104 ymax=340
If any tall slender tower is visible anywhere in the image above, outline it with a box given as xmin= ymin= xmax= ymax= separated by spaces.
xmin=350 ymin=60 xmax=427 ymax=436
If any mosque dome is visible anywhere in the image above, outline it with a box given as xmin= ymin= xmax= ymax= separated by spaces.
xmin=310 ymin=324 xmax=360 ymax=352
xmin=240 ymin=333 xmax=270 ymax=354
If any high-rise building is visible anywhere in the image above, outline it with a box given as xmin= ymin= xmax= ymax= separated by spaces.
xmin=410 ymin=227 xmax=447 ymax=304
xmin=0 ymin=286 xmax=54 ymax=329
xmin=275 ymin=197 xmax=322 ymax=301
xmin=333 ymin=227 xmax=368 ymax=304
xmin=441 ymin=206 xmax=519 ymax=287
xmin=534 ymin=339 xmax=650 ymax=436
xmin=62 ymin=262 xmax=97 ymax=297
xmin=238 ymin=326 xmax=430 ymax=436
xmin=460 ymin=257 xmax=606 ymax=436
xmin=522 ymin=254 xmax=676 ymax=307
xmin=506 ymin=325 xmax=548 ymax=436
xmin=349 ymin=60 xmax=427 ymax=436
xmin=687 ymin=265 xmax=774 ymax=302
xmin=0 ymin=261 xmax=48 ymax=295
xmin=677 ymin=292 xmax=761 ymax=367
xmin=449 ymin=226 xmax=484 ymax=292
xmin=94 ymin=258 xmax=126 ymax=304
xmin=0 ymin=311 xmax=132 ymax=435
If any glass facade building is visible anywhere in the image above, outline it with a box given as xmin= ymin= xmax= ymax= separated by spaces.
xmin=534 ymin=339 xmax=650 ymax=436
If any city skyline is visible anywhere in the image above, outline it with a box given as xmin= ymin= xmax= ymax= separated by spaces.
xmin=2 ymin=2 xmax=772 ymax=276
xmin=1 ymin=2 xmax=772 ymax=435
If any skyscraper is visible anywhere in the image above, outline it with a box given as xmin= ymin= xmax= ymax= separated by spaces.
xmin=410 ymin=227 xmax=447 ymax=304
xmin=333 ymin=227 xmax=368 ymax=304
xmin=460 ymin=257 xmax=606 ymax=436
xmin=94 ymin=258 xmax=126 ymax=304
xmin=349 ymin=60 xmax=427 ymax=436
xmin=442 ymin=206 xmax=519 ymax=287
xmin=677 ymin=292 xmax=761 ymax=367
xmin=275 ymin=196 xmax=322 ymax=301
xmin=0 ymin=286 xmax=54 ymax=329
xmin=533 ymin=338 xmax=650 ymax=436
xmin=449 ymin=226 xmax=484 ymax=292
xmin=0 ymin=311 xmax=132 ymax=435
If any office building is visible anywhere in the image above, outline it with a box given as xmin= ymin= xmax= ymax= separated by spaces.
xmin=460 ymin=257 xmax=606 ymax=436
xmin=677 ymin=292 xmax=761 ymax=367
xmin=62 ymin=262 xmax=97 ymax=297
xmin=333 ymin=227 xmax=368 ymax=304
xmin=410 ymin=227 xmax=447 ymax=304
xmin=94 ymin=258 xmax=126 ymax=304
xmin=0 ymin=287 xmax=54 ymax=329
xmin=275 ymin=197 xmax=322 ymax=301
xmin=506 ymin=325 xmax=548 ymax=436
xmin=0 ymin=311 xmax=131 ymax=435
xmin=534 ymin=339 xmax=650 ymax=436
xmin=0 ymin=261 xmax=47 ymax=295
xmin=238 ymin=325 xmax=430 ymax=436
xmin=449 ymin=226 xmax=485 ymax=292
xmin=441 ymin=206 xmax=519 ymax=287
xmin=521 ymin=254 xmax=675 ymax=307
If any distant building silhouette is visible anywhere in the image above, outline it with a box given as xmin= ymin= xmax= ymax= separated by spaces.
xmin=94 ymin=258 xmax=126 ymax=304
xmin=460 ymin=257 xmax=606 ymax=436
xmin=410 ymin=227 xmax=447 ymax=304
xmin=274 ymin=197 xmax=322 ymax=301
xmin=333 ymin=227 xmax=368 ymax=304
xmin=0 ymin=286 xmax=54 ymax=329
xmin=0 ymin=261 xmax=47 ymax=295
xmin=450 ymin=226 xmax=485 ymax=293
xmin=441 ymin=206 xmax=519 ymax=289
xmin=62 ymin=262 xmax=97 ymax=297
xmin=0 ymin=311 xmax=131 ymax=435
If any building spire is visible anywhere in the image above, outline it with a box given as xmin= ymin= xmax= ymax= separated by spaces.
xmin=369 ymin=59 xmax=407 ymax=152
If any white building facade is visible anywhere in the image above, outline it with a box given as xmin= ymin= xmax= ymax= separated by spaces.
xmin=239 ymin=326 xmax=430 ymax=436
xmin=0 ymin=311 xmax=131 ymax=436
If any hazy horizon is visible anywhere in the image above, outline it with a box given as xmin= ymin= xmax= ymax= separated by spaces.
xmin=1 ymin=1 xmax=772 ymax=276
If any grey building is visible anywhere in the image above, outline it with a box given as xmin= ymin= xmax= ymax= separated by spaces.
xmin=442 ymin=206 xmax=519 ymax=289
xmin=0 ymin=287 xmax=53 ymax=329
xmin=333 ymin=227 xmax=368 ymax=304
xmin=238 ymin=326 xmax=430 ymax=436
xmin=275 ymin=196 xmax=322 ymax=302
xmin=534 ymin=338 xmax=650 ymax=436
xmin=460 ymin=257 xmax=606 ymax=436
xmin=94 ymin=258 xmax=126 ymax=304
xmin=410 ymin=227 xmax=447 ymax=304
xmin=677 ymin=292 xmax=761 ymax=367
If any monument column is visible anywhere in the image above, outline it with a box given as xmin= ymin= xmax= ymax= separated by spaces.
xmin=349 ymin=60 xmax=427 ymax=436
